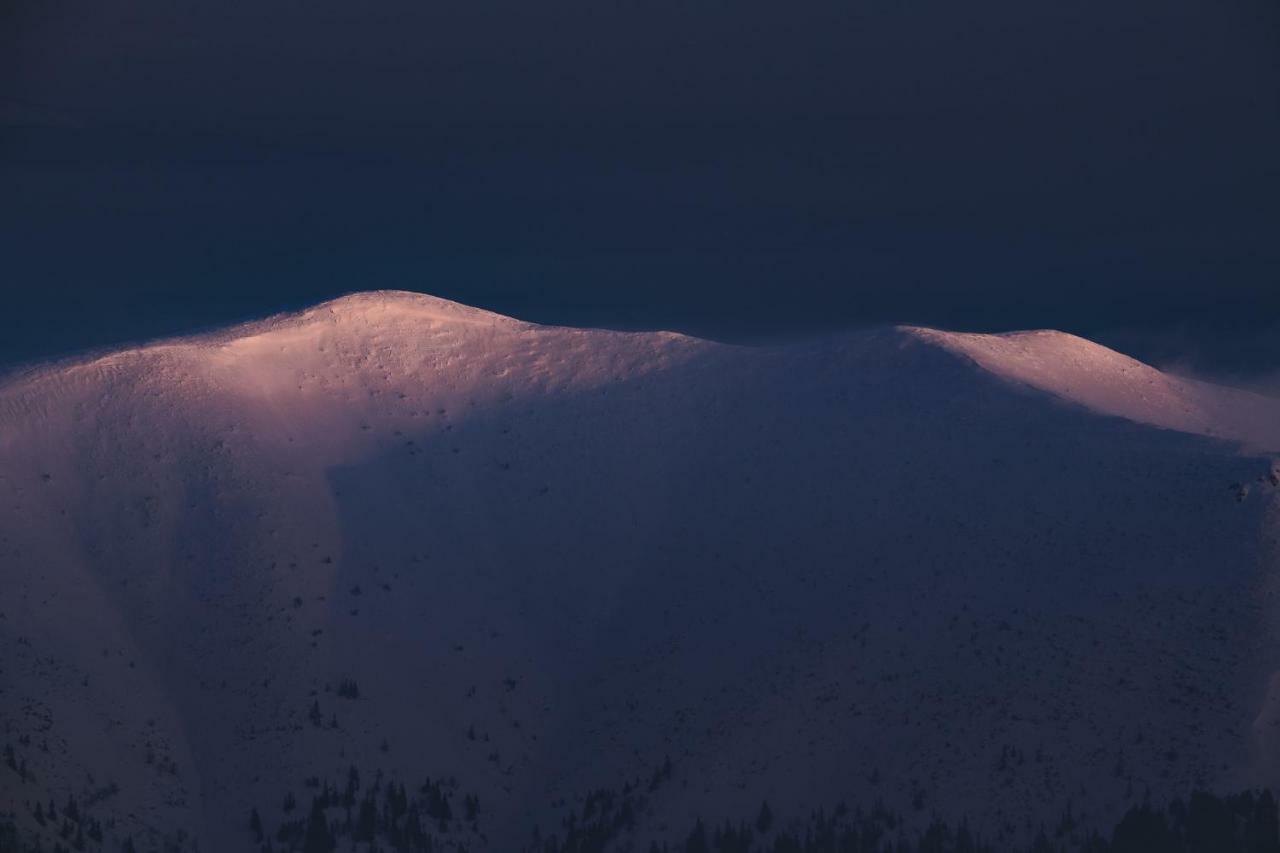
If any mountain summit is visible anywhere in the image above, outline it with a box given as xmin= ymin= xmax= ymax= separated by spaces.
xmin=1 ymin=292 xmax=1277 ymax=851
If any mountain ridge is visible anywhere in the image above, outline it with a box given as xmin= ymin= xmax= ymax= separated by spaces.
xmin=4 ymin=290 xmax=1277 ymax=453
xmin=0 ymin=291 xmax=1277 ymax=852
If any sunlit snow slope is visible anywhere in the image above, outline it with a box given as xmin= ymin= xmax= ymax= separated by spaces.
xmin=1 ymin=291 xmax=1277 ymax=851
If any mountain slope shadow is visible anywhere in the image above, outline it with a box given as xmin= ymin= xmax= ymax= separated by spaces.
xmin=315 ymin=332 xmax=1279 ymax=848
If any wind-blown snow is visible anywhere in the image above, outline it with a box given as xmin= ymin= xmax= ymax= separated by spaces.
xmin=0 ymin=291 xmax=1277 ymax=850
xmin=912 ymin=327 xmax=1280 ymax=452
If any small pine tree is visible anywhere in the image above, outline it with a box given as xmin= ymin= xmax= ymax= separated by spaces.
xmin=755 ymin=801 xmax=773 ymax=834
xmin=356 ymin=797 xmax=377 ymax=842
xmin=249 ymin=807 xmax=263 ymax=843
xmin=344 ymin=765 xmax=360 ymax=808
xmin=685 ymin=818 xmax=709 ymax=853
xmin=301 ymin=799 xmax=334 ymax=853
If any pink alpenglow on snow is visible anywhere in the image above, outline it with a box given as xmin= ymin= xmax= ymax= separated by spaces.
xmin=0 ymin=291 xmax=1277 ymax=851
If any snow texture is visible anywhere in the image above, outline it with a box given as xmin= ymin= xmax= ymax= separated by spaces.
xmin=1 ymin=291 xmax=1277 ymax=849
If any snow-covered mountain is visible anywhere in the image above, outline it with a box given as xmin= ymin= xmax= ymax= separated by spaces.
xmin=1 ymin=291 xmax=1277 ymax=851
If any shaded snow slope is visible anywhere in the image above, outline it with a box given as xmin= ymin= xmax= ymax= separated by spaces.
xmin=1 ymin=291 xmax=1277 ymax=851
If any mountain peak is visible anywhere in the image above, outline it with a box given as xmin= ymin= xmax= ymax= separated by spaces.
xmin=1 ymin=291 xmax=1277 ymax=851
xmin=3 ymin=292 xmax=1277 ymax=452
xmin=304 ymin=289 xmax=525 ymax=325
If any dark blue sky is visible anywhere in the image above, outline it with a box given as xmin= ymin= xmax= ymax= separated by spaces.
xmin=3 ymin=0 xmax=1278 ymax=371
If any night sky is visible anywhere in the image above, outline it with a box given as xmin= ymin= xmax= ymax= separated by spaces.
xmin=3 ymin=0 xmax=1278 ymax=373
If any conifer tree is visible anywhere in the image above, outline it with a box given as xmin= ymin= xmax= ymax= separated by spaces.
xmin=302 ymin=798 xmax=334 ymax=853
xmin=755 ymin=801 xmax=773 ymax=834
